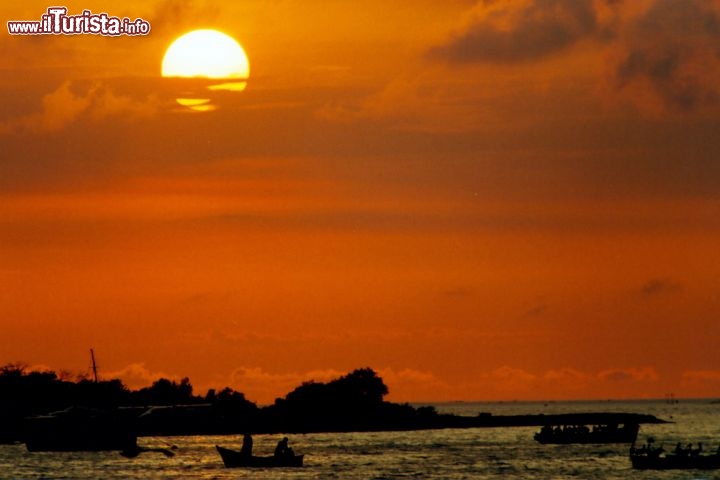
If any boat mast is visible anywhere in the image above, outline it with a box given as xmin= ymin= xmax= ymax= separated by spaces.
xmin=90 ymin=348 xmax=98 ymax=383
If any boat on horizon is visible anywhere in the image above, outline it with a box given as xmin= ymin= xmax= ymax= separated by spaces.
xmin=534 ymin=422 xmax=639 ymax=444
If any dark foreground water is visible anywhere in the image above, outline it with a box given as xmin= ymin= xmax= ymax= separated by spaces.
xmin=1 ymin=400 xmax=718 ymax=479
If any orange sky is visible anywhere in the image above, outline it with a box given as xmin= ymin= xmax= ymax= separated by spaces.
xmin=2 ymin=0 xmax=720 ymax=404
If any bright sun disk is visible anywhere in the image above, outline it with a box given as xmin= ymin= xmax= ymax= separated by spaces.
xmin=162 ymin=29 xmax=249 ymax=79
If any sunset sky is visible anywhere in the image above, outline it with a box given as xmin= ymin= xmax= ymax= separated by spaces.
xmin=2 ymin=0 xmax=720 ymax=404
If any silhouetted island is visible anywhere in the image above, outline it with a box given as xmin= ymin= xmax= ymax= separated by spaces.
xmin=0 ymin=363 xmax=668 ymax=447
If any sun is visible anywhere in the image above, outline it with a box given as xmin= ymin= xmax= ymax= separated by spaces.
xmin=162 ymin=29 xmax=249 ymax=79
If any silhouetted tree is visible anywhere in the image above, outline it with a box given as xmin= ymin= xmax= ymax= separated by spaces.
xmin=0 ymin=363 xmax=441 ymax=439
xmin=265 ymin=367 xmax=393 ymax=431
xmin=334 ymin=367 xmax=389 ymax=405
xmin=209 ymin=387 xmax=258 ymax=432
xmin=133 ymin=377 xmax=200 ymax=406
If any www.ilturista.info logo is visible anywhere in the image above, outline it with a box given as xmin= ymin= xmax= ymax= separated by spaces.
xmin=7 ymin=7 xmax=151 ymax=36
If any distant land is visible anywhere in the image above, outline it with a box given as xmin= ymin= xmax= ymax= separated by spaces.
xmin=0 ymin=364 xmax=668 ymax=442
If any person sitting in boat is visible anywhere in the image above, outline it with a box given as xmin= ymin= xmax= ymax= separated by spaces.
xmin=274 ymin=437 xmax=294 ymax=459
xmin=691 ymin=442 xmax=703 ymax=457
xmin=275 ymin=437 xmax=287 ymax=457
xmin=645 ymin=439 xmax=663 ymax=457
xmin=240 ymin=433 xmax=253 ymax=458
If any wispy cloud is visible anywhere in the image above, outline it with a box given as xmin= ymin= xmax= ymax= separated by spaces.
xmin=614 ymin=0 xmax=720 ymax=113
xmin=0 ymin=81 xmax=158 ymax=135
xmin=224 ymin=367 xmax=347 ymax=404
xmin=681 ymin=370 xmax=720 ymax=388
xmin=428 ymin=0 xmax=720 ymax=114
xmin=639 ymin=278 xmax=683 ymax=297
xmin=461 ymin=366 xmax=663 ymax=400
xmin=146 ymin=0 xmax=220 ymax=37
xmin=428 ymin=0 xmax=601 ymax=63
xmin=522 ymin=303 xmax=549 ymax=318
xmin=103 ymin=362 xmax=182 ymax=390
xmin=598 ymin=367 xmax=660 ymax=383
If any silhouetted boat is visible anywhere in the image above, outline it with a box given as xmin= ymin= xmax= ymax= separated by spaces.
xmin=216 ymin=445 xmax=304 ymax=468
xmin=534 ymin=423 xmax=639 ymax=444
xmin=24 ymin=406 xmax=137 ymax=452
xmin=630 ymin=452 xmax=720 ymax=470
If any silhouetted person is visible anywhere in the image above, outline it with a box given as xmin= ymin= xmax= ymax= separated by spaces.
xmin=275 ymin=437 xmax=289 ymax=457
xmin=240 ymin=433 xmax=253 ymax=458
xmin=648 ymin=440 xmax=663 ymax=458
xmin=692 ymin=442 xmax=703 ymax=457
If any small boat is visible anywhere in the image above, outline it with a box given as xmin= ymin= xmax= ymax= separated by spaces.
xmin=630 ymin=452 xmax=720 ymax=470
xmin=534 ymin=423 xmax=639 ymax=444
xmin=216 ymin=445 xmax=304 ymax=468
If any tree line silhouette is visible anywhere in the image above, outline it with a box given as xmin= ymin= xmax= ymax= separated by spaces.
xmin=0 ymin=364 xmax=440 ymax=441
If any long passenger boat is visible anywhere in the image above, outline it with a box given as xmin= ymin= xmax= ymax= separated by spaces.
xmin=534 ymin=422 xmax=639 ymax=444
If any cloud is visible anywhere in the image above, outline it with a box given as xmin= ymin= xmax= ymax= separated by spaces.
xmin=104 ymin=363 xmax=181 ymax=390
xmin=0 ymin=82 xmax=91 ymax=134
xmin=428 ymin=0 xmax=720 ymax=115
xmin=458 ymin=365 xmax=667 ymax=400
xmin=544 ymin=368 xmax=589 ymax=383
xmin=199 ymin=366 xmax=449 ymax=404
xmin=376 ymin=367 xmax=449 ymax=400
xmin=428 ymin=0 xmax=601 ymax=63
xmin=614 ymin=0 xmax=720 ymax=113
xmin=145 ymin=0 xmax=220 ymax=36
xmin=0 ymin=81 xmax=158 ymax=135
xmin=597 ymin=367 xmax=659 ymax=383
xmin=472 ymin=367 xmax=593 ymax=398
xmin=93 ymin=363 xmax=357 ymax=404
xmin=225 ymin=367 xmax=346 ymax=404
xmin=639 ymin=278 xmax=683 ymax=297
xmin=681 ymin=370 xmax=720 ymax=387
xmin=481 ymin=366 xmax=540 ymax=394
xmin=522 ymin=303 xmax=549 ymax=318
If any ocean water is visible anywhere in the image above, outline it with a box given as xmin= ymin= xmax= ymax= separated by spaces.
xmin=1 ymin=400 xmax=718 ymax=479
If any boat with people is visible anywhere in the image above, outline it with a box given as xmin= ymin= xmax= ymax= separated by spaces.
xmin=534 ymin=422 xmax=639 ymax=444
xmin=630 ymin=441 xmax=720 ymax=470
xmin=216 ymin=445 xmax=304 ymax=468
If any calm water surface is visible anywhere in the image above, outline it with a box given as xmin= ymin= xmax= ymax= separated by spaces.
xmin=1 ymin=400 xmax=719 ymax=479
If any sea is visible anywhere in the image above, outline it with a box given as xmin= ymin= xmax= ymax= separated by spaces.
xmin=1 ymin=399 xmax=718 ymax=479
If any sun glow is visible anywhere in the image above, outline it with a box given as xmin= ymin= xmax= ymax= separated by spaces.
xmin=162 ymin=29 xmax=250 ymax=79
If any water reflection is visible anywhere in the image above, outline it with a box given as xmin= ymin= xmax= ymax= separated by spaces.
xmin=164 ymin=78 xmax=247 ymax=112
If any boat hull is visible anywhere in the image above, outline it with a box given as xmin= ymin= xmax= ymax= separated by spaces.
xmin=216 ymin=445 xmax=304 ymax=468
